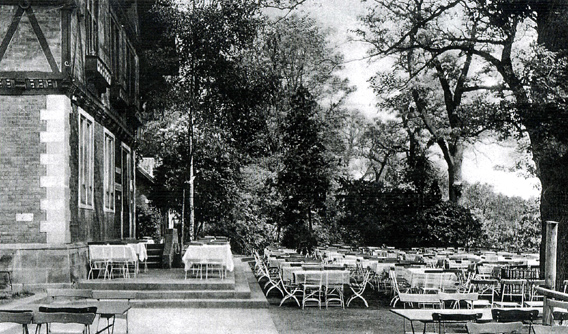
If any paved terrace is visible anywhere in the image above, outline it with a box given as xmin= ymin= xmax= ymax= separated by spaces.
xmin=0 ymin=257 xmax=405 ymax=333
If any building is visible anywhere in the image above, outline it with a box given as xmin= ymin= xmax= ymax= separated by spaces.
xmin=0 ymin=0 xmax=151 ymax=286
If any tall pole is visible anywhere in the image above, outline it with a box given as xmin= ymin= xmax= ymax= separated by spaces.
xmin=181 ymin=188 xmax=185 ymax=246
xmin=189 ymin=128 xmax=195 ymax=241
xmin=543 ymin=220 xmax=558 ymax=325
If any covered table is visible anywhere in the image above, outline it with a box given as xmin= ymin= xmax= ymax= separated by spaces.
xmin=183 ymin=243 xmax=234 ymax=273
xmin=88 ymin=244 xmax=138 ymax=279
xmin=400 ymin=267 xmax=458 ymax=291
xmin=127 ymin=243 xmax=147 ymax=262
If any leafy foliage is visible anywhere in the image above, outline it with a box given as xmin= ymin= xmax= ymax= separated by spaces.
xmin=461 ymin=182 xmax=541 ymax=252
xmin=277 ymin=87 xmax=334 ymax=250
xmin=136 ymin=204 xmax=161 ymax=242
xmin=336 ymin=177 xmax=443 ymax=248
xmin=415 ymin=202 xmax=482 ymax=248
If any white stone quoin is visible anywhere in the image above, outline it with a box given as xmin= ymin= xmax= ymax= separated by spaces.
xmin=39 ymin=95 xmax=71 ymax=244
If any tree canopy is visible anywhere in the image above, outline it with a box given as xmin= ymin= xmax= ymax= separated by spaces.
xmin=136 ymin=0 xmax=549 ymax=258
xmin=357 ymin=0 xmax=565 ymax=285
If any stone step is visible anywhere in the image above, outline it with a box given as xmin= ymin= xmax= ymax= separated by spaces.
xmin=74 ymin=258 xmax=269 ymax=309
xmin=99 ymin=289 xmax=251 ymax=299
xmin=130 ymin=298 xmax=268 ymax=308
xmin=145 ymin=244 xmax=164 ymax=269
xmin=77 ymin=280 xmax=235 ymax=291
xmin=146 ymin=250 xmax=163 ymax=256
xmin=144 ymin=260 xmax=162 ymax=269
xmin=77 ymin=267 xmax=236 ymax=291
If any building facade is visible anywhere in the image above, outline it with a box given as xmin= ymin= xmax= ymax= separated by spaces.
xmin=0 ymin=0 xmax=143 ymax=286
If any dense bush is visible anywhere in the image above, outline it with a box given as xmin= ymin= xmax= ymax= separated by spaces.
xmin=414 ymin=202 xmax=482 ymax=248
xmin=336 ymin=179 xmax=443 ymax=248
xmin=136 ymin=204 xmax=162 ymax=241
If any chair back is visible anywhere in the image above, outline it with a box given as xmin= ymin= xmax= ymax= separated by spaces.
xmin=491 ymin=308 xmax=538 ymax=322
xmin=399 ymin=292 xmax=440 ymax=305
xmin=440 ymin=272 xmax=459 ymax=291
xmin=36 ymin=306 xmax=97 ymax=325
xmin=34 ymin=312 xmax=96 ymax=326
xmin=432 ymin=312 xmax=482 ymax=322
xmin=0 ymin=310 xmax=33 ymax=324
xmin=439 ymin=292 xmax=479 ymax=308
xmin=466 ymin=321 xmax=523 ymax=334
xmin=439 ymin=292 xmax=479 ymax=301
xmin=527 ymin=279 xmax=546 ymax=301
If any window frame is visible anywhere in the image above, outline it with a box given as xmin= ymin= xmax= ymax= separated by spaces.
xmin=110 ymin=15 xmax=121 ymax=83
xmin=124 ymin=40 xmax=137 ymax=100
xmin=86 ymin=0 xmax=98 ymax=55
xmin=78 ymin=110 xmax=94 ymax=209
xmin=103 ymin=129 xmax=115 ymax=212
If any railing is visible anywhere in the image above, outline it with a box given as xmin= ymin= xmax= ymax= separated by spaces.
xmin=534 ymin=286 xmax=568 ymax=325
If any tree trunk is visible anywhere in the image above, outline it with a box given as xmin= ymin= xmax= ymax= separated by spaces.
xmin=532 ymin=145 xmax=568 ymax=290
xmin=532 ymin=0 xmax=568 ymax=288
xmin=189 ymin=149 xmax=195 ymax=241
xmin=308 ymin=209 xmax=313 ymax=233
xmin=448 ymin=142 xmax=464 ymax=203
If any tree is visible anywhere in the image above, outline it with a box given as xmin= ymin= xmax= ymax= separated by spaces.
xmin=462 ymin=182 xmax=541 ymax=251
xmin=277 ymin=87 xmax=334 ymax=250
xmin=141 ymin=2 xmax=355 ymax=252
xmin=360 ymin=3 xmax=507 ymax=203
xmin=416 ymin=202 xmax=482 ymax=248
xmin=141 ymin=0 xmax=271 ymax=244
xmin=358 ymin=0 xmax=568 ymax=286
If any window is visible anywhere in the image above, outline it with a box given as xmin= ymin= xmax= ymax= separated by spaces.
xmin=79 ymin=111 xmax=94 ymax=208
xmin=86 ymin=0 xmax=98 ymax=55
xmin=125 ymin=42 xmax=137 ymax=99
xmin=104 ymin=130 xmax=115 ymax=212
xmin=110 ymin=17 xmax=121 ymax=81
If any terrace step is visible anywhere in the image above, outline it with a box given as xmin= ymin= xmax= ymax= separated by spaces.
xmin=77 ymin=278 xmax=235 ymax=292
xmin=145 ymin=243 xmax=164 ymax=269
xmin=130 ymin=298 xmax=268 ymax=308
xmin=75 ymin=258 xmax=270 ymax=308
xmin=99 ymin=289 xmax=251 ymax=299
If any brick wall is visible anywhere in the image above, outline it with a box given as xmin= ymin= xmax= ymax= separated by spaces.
xmin=0 ymin=96 xmax=46 ymax=243
xmin=0 ymin=5 xmax=62 ymax=72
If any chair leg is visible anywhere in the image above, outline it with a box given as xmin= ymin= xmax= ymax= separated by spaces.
xmin=280 ymin=293 xmax=301 ymax=307
xmin=347 ymin=292 xmax=368 ymax=307
xmin=266 ymin=284 xmax=283 ymax=296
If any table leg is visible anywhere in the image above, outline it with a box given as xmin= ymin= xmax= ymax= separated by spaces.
xmin=96 ymin=315 xmax=116 ymax=334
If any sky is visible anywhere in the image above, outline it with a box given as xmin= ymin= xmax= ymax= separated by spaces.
xmin=294 ymin=0 xmax=541 ymax=199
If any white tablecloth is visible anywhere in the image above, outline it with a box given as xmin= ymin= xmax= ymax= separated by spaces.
xmin=128 ymin=243 xmax=147 ymax=262
xmin=183 ymin=244 xmax=234 ymax=272
xmin=293 ymin=270 xmax=350 ymax=285
xmin=401 ymin=268 xmax=457 ymax=290
xmin=89 ymin=245 xmax=138 ymax=262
